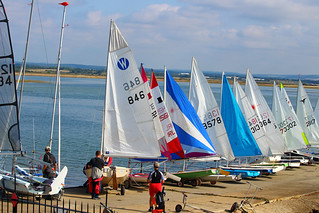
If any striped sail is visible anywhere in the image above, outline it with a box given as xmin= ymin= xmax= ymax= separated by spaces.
xmin=272 ymin=82 xmax=308 ymax=150
xmin=101 ymin=21 xmax=161 ymax=158
xmin=189 ymin=57 xmax=234 ymax=161
xmin=0 ymin=1 xmax=21 ymax=153
xmin=139 ymin=65 xmax=167 ymax=159
xmin=165 ymin=70 xmax=216 ymax=158
xmin=296 ymin=80 xmax=319 ymax=146
xmin=233 ymin=78 xmax=271 ymax=156
xmin=149 ymin=71 xmax=185 ymax=160
xmin=221 ymin=74 xmax=262 ymax=157
xmin=245 ymin=70 xmax=286 ymax=155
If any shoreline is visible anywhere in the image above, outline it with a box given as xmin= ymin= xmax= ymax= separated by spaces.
xmin=61 ymin=164 xmax=319 ymax=212
xmin=23 ymin=73 xmax=319 ymax=89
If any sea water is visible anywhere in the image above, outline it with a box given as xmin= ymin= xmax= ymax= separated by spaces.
xmin=15 ymin=76 xmax=319 ymax=187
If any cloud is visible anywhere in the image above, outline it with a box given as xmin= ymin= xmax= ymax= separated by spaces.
xmin=4 ymin=0 xmax=319 ymax=74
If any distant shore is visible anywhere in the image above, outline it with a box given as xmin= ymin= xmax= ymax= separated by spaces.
xmin=24 ymin=72 xmax=319 ymax=89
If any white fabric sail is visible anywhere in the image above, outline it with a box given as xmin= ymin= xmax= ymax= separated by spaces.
xmin=280 ymin=84 xmax=297 ymax=115
xmin=314 ymin=98 xmax=319 ymax=125
xmin=188 ymin=57 xmax=234 ymax=161
xmin=272 ymin=82 xmax=308 ymax=151
xmin=296 ymin=80 xmax=319 ymax=146
xmin=245 ymin=69 xmax=286 ymax=155
xmin=101 ymin=21 xmax=161 ymax=158
xmin=0 ymin=2 xmax=21 ymax=153
xmin=233 ymin=78 xmax=271 ymax=156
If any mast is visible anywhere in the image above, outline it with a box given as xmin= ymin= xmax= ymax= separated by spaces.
xmin=101 ymin=19 xmax=113 ymax=155
xmin=49 ymin=2 xmax=68 ymax=173
xmin=16 ymin=0 xmax=34 ymax=120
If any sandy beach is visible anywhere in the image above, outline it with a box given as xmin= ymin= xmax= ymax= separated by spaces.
xmin=62 ymin=164 xmax=319 ymax=213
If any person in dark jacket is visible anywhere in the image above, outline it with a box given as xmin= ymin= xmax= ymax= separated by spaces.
xmin=88 ymin=151 xmax=104 ymax=199
xmin=42 ymin=146 xmax=57 ymax=178
xmin=147 ymin=162 xmax=165 ymax=212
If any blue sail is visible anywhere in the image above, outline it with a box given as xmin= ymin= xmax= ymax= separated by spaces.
xmin=221 ymin=75 xmax=262 ymax=157
xmin=165 ymin=71 xmax=216 ymax=158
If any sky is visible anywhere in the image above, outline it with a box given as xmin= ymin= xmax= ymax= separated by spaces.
xmin=3 ymin=0 xmax=319 ymax=75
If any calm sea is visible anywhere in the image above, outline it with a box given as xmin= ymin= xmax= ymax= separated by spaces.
xmin=15 ymin=75 xmax=319 ymax=187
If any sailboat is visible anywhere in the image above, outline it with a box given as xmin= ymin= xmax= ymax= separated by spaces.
xmin=233 ymin=77 xmax=271 ymax=156
xmin=220 ymin=74 xmax=263 ymax=178
xmin=164 ymin=69 xmax=218 ymax=186
xmin=272 ymin=82 xmax=308 ymax=151
xmin=296 ymin=80 xmax=319 ymax=147
xmin=245 ymin=70 xmax=286 ymax=158
xmin=0 ymin=0 xmax=66 ymax=198
xmin=84 ymin=20 xmax=163 ymax=193
xmin=189 ymin=57 xmax=234 ymax=161
xmin=188 ymin=58 xmax=242 ymax=183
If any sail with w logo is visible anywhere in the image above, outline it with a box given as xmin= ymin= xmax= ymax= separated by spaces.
xmin=101 ymin=20 xmax=161 ymax=158
xmin=165 ymin=70 xmax=216 ymax=158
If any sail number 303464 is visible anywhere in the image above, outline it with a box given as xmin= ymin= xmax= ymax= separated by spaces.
xmin=0 ymin=64 xmax=13 ymax=87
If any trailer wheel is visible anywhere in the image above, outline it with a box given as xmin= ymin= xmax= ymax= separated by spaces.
xmin=124 ymin=180 xmax=131 ymax=189
xmin=175 ymin=204 xmax=183 ymax=212
xmin=177 ymin=181 xmax=184 ymax=187
xmin=197 ymin=178 xmax=202 ymax=186
xmin=120 ymin=184 xmax=125 ymax=195
xmin=210 ymin=180 xmax=217 ymax=185
xmin=191 ymin=179 xmax=198 ymax=187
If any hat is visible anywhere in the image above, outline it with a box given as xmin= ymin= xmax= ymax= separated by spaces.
xmin=154 ymin=162 xmax=159 ymax=168
xmin=45 ymin=146 xmax=51 ymax=151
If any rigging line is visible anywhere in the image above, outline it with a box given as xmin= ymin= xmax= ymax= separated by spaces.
xmin=35 ymin=0 xmax=49 ymax=65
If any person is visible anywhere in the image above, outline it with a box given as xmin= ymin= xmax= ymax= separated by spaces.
xmin=147 ymin=162 xmax=165 ymax=212
xmin=42 ymin=146 xmax=57 ymax=179
xmin=88 ymin=150 xmax=104 ymax=199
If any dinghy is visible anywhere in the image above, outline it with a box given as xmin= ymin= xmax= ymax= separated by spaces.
xmin=84 ymin=20 xmax=163 ymax=193
xmin=0 ymin=1 xmax=67 ymax=198
xmin=296 ymin=80 xmax=319 ymax=147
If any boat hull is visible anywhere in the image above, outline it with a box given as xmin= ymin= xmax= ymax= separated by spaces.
xmin=85 ymin=166 xmax=130 ymax=187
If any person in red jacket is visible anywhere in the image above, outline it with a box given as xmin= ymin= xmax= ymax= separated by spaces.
xmin=147 ymin=162 xmax=165 ymax=212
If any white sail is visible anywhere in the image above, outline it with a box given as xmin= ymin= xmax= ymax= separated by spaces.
xmin=233 ymin=78 xmax=271 ymax=156
xmin=0 ymin=2 xmax=21 ymax=154
xmin=272 ymin=82 xmax=308 ymax=150
xmin=314 ymin=98 xmax=319 ymax=124
xmin=189 ymin=57 xmax=234 ymax=160
xmin=101 ymin=21 xmax=161 ymax=158
xmin=280 ymin=84 xmax=297 ymax=115
xmin=296 ymin=80 xmax=319 ymax=146
xmin=245 ymin=69 xmax=286 ymax=155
